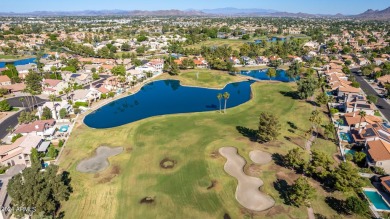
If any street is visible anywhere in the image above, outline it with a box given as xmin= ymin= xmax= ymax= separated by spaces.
xmin=352 ymin=72 xmax=390 ymax=121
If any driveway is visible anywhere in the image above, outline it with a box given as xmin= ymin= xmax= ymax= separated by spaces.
xmin=352 ymin=72 xmax=390 ymax=121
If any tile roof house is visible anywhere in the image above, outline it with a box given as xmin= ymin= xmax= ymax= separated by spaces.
xmin=14 ymin=119 xmax=55 ymax=137
xmin=377 ymin=75 xmax=390 ymax=87
xmin=0 ymin=75 xmax=11 ymax=86
xmin=42 ymin=79 xmax=68 ymax=95
xmin=0 ymin=134 xmax=43 ymax=167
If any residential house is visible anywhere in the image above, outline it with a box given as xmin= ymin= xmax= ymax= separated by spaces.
xmin=0 ymin=75 xmax=11 ymax=86
xmin=229 ymin=57 xmax=241 ymax=65
xmin=193 ymin=57 xmax=208 ymax=68
xmin=377 ymin=75 xmax=390 ymax=87
xmin=343 ymin=94 xmax=375 ymax=115
xmin=72 ymin=89 xmax=100 ymax=103
xmin=15 ymin=63 xmax=37 ymax=79
xmin=255 ymin=56 xmax=269 ymax=65
xmin=366 ymin=139 xmax=390 ymax=174
xmin=42 ymin=79 xmax=68 ymax=95
xmin=343 ymin=111 xmax=382 ymax=130
xmin=13 ymin=119 xmax=56 ymax=137
xmin=0 ymin=134 xmax=43 ymax=167
xmin=42 ymin=60 xmax=62 ymax=72
xmin=241 ymin=56 xmax=256 ymax=65
xmin=38 ymin=100 xmax=72 ymax=120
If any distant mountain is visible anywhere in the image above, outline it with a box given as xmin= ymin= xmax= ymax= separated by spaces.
xmin=355 ymin=7 xmax=390 ymax=20
xmin=201 ymin=7 xmax=277 ymax=15
xmin=128 ymin=10 xmax=206 ymax=16
xmin=0 ymin=9 xmax=207 ymax=17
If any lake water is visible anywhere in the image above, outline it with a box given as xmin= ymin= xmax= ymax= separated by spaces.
xmin=240 ymin=69 xmax=295 ymax=82
xmin=0 ymin=54 xmax=48 ymax=68
xmin=84 ymin=80 xmax=255 ymax=128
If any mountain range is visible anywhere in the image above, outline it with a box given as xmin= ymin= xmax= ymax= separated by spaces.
xmin=0 ymin=7 xmax=389 ymax=20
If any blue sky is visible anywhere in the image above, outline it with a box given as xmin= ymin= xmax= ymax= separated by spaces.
xmin=2 ymin=0 xmax=389 ymax=14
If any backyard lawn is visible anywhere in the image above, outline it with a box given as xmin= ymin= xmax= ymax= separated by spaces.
xmin=59 ymin=72 xmax=355 ymax=219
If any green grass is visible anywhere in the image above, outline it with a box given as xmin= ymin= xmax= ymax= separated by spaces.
xmin=0 ymin=54 xmax=33 ymax=60
xmin=185 ymin=38 xmax=253 ymax=50
xmin=59 ymin=75 xmax=347 ymax=219
xmin=156 ymin=69 xmax=246 ymax=88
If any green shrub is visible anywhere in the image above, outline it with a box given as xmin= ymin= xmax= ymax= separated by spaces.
xmin=73 ymin=102 xmax=88 ymax=108
xmin=11 ymin=133 xmax=23 ymax=143
xmin=330 ymin=108 xmax=339 ymax=115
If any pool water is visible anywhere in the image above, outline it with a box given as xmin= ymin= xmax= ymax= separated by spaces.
xmin=84 ymin=80 xmax=255 ymax=128
xmin=240 ymin=69 xmax=297 ymax=82
xmin=383 ymin=123 xmax=390 ymax=129
xmin=364 ymin=190 xmax=390 ymax=211
xmin=344 ymin=149 xmax=356 ymax=156
xmin=59 ymin=125 xmax=69 ymax=132
xmin=340 ymin=132 xmax=353 ymax=143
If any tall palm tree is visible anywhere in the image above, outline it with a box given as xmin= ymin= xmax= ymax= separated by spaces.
xmin=358 ymin=111 xmax=367 ymax=128
xmin=217 ymin=93 xmax=223 ymax=113
xmin=223 ymin=92 xmax=230 ymax=114
xmin=49 ymin=94 xmax=57 ymax=119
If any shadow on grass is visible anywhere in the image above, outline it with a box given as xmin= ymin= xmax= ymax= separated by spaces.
xmin=325 ymin=197 xmax=348 ymax=215
xmin=305 ymin=100 xmax=320 ymax=107
xmin=273 ymin=179 xmax=293 ymax=206
xmin=236 ymin=126 xmax=257 ymax=142
xmin=271 ymin=153 xmax=286 ymax=167
xmin=280 ymin=91 xmax=300 ymax=100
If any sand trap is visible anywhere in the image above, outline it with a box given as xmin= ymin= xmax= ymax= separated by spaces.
xmin=76 ymin=146 xmax=123 ymax=173
xmin=219 ymin=147 xmax=275 ymax=211
xmin=249 ymin=150 xmax=272 ymax=165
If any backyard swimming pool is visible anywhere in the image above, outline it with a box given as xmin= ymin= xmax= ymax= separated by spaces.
xmin=364 ymin=189 xmax=390 ymax=211
xmin=344 ymin=148 xmax=356 ymax=156
xmin=59 ymin=125 xmax=69 ymax=132
xmin=340 ymin=132 xmax=353 ymax=143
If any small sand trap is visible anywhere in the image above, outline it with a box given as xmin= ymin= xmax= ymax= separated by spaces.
xmin=249 ymin=150 xmax=272 ymax=165
xmin=219 ymin=147 xmax=275 ymax=211
xmin=76 ymin=146 xmax=123 ymax=173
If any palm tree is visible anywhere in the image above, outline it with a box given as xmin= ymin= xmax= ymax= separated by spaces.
xmin=49 ymin=94 xmax=57 ymax=119
xmin=309 ymin=110 xmax=322 ymax=139
xmin=223 ymin=92 xmax=230 ymax=114
xmin=217 ymin=93 xmax=223 ymax=113
xmin=18 ymin=97 xmax=25 ymax=109
xmin=358 ymin=111 xmax=367 ymax=128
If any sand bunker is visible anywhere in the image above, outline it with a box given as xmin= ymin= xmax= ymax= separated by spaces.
xmin=219 ymin=147 xmax=275 ymax=211
xmin=249 ymin=150 xmax=272 ymax=165
xmin=76 ymin=146 xmax=123 ymax=173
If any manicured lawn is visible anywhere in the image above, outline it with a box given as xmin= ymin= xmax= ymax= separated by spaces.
xmin=59 ymin=75 xmax=349 ymax=219
xmin=156 ymin=69 xmax=246 ymax=88
xmin=185 ymin=38 xmax=253 ymax=50
xmin=0 ymin=54 xmax=33 ymax=60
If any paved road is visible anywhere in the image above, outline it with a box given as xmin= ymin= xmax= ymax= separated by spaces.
xmin=352 ymin=72 xmax=390 ymax=121
xmin=6 ymin=96 xmax=46 ymax=108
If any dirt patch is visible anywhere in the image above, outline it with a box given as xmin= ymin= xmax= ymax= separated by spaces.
xmin=207 ymin=180 xmax=217 ymax=190
xmin=265 ymin=205 xmax=289 ymax=217
xmin=110 ymin=165 xmax=121 ymax=175
xmin=210 ymin=150 xmax=220 ymax=158
xmin=160 ymin=158 xmax=177 ymax=169
xmin=93 ymin=173 xmax=100 ymax=178
xmin=140 ymin=196 xmax=155 ymax=204
xmin=98 ymin=175 xmax=116 ymax=184
xmin=126 ymin=147 xmax=133 ymax=153
xmin=76 ymin=146 xmax=123 ymax=173
xmin=276 ymin=171 xmax=299 ymax=184
xmin=263 ymin=140 xmax=283 ymax=147
xmin=247 ymin=164 xmax=263 ymax=176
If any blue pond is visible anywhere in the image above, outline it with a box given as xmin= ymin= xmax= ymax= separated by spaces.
xmin=240 ymin=69 xmax=295 ymax=82
xmin=84 ymin=80 xmax=254 ymax=128
xmin=0 ymin=55 xmax=48 ymax=68
xmin=364 ymin=190 xmax=390 ymax=211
